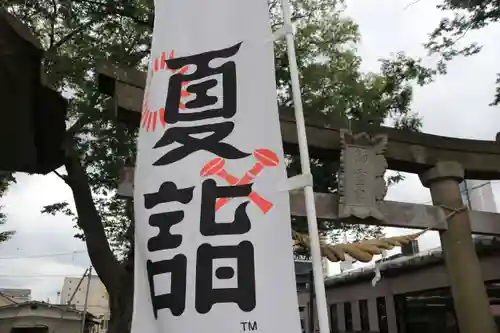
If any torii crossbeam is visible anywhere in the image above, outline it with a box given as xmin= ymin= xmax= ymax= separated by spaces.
xmin=98 ymin=63 xmax=500 ymax=180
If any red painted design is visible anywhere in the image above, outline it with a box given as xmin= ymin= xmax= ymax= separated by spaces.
xmin=142 ymin=49 xmax=192 ymax=132
xmin=200 ymin=149 xmax=280 ymax=214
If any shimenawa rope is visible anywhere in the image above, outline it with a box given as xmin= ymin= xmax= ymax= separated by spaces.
xmin=292 ymin=205 xmax=467 ymax=286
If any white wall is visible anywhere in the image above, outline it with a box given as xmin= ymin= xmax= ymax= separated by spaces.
xmin=60 ymin=275 xmax=110 ymax=332
xmin=461 ymin=180 xmax=497 ymax=213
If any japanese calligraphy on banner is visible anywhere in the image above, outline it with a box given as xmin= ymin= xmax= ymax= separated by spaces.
xmin=131 ymin=0 xmax=302 ymax=332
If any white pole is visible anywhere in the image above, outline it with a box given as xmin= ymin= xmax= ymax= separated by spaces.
xmin=278 ymin=2 xmax=330 ymax=333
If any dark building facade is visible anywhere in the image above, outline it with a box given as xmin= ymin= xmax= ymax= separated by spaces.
xmin=295 ymin=259 xmax=313 ymax=333
xmin=317 ymin=236 xmax=500 ymax=333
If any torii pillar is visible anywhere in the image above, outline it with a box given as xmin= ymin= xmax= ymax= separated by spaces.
xmin=420 ymin=161 xmax=496 ymax=333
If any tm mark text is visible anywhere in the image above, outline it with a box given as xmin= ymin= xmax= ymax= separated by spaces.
xmin=240 ymin=321 xmax=258 ymax=331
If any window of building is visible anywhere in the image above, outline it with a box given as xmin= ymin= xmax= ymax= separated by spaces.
xmin=395 ymin=288 xmax=458 ymax=333
xmin=329 ymin=304 xmax=338 ymax=333
xmin=344 ymin=302 xmax=352 ymax=331
xmin=359 ymin=299 xmax=369 ymax=331
xmin=485 ymin=280 xmax=500 ymax=330
xmin=376 ymin=297 xmax=389 ymax=333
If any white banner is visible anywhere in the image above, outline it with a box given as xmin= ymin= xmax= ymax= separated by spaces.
xmin=132 ymin=0 xmax=302 ymax=332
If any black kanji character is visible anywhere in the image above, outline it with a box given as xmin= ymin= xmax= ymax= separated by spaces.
xmin=195 ymin=241 xmax=256 ymax=314
xmin=153 ymin=122 xmax=249 ymax=166
xmin=147 ymin=255 xmax=187 ymax=318
xmin=144 ymin=182 xmax=195 ymax=251
xmin=164 ymin=43 xmax=241 ymax=124
xmin=200 ymin=179 xmax=252 ymax=236
xmin=144 ymin=181 xmax=194 ymax=209
xmin=148 ymin=212 xmax=183 ymax=252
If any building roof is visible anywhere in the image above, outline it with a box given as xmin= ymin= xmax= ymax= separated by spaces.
xmin=0 ymin=288 xmax=31 ymax=298
xmin=0 ymin=301 xmax=97 ymax=321
xmin=325 ymin=235 xmax=500 ymax=288
xmin=0 ymin=292 xmax=16 ymax=304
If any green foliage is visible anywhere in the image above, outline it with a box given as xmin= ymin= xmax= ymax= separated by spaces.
xmin=426 ymin=0 xmax=500 ymax=104
xmin=3 ymin=0 xmax=149 ymax=255
xmin=0 ymin=173 xmax=15 ymax=243
xmin=271 ymin=0 xmax=433 ymax=245
xmin=1 ymin=0 xmax=431 ymax=255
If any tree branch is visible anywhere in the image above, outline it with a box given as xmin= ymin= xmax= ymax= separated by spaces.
xmin=114 ymin=8 xmax=153 ymax=27
xmin=66 ymin=91 xmax=101 ymax=137
xmin=64 ymin=140 xmax=122 ymax=295
xmin=46 ymin=15 xmax=105 ymax=54
xmin=53 ymin=170 xmax=69 ymax=184
xmin=50 ymin=0 xmax=57 ymax=48
xmin=69 ymin=0 xmax=154 ymax=27
xmin=66 ymin=114 xmax=90 ymax=137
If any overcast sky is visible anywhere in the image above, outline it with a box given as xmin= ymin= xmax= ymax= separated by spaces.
xmin=0 ymin=0 xmax=499 ymax=302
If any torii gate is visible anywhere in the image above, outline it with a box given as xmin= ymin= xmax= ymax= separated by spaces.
xmin=96 ymin=63 xmax=500 ymax=333
xmin=0 ymin=9 xmax=67 ymax=174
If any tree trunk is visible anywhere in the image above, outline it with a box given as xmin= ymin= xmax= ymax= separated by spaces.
xmin=107 ymin=249 xmax=134 ymax=333
xmin=64 ymin=142 xmax=133 ymax=333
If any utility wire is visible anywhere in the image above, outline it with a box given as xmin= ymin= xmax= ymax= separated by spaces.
xmin=0 ymin=274 xmax=87 ymax=278
xmin=0 ymin=250 xmax=87 ymax=260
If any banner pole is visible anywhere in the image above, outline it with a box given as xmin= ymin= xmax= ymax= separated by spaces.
xmin=278 ymin=1 xmax=331 ymax=333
